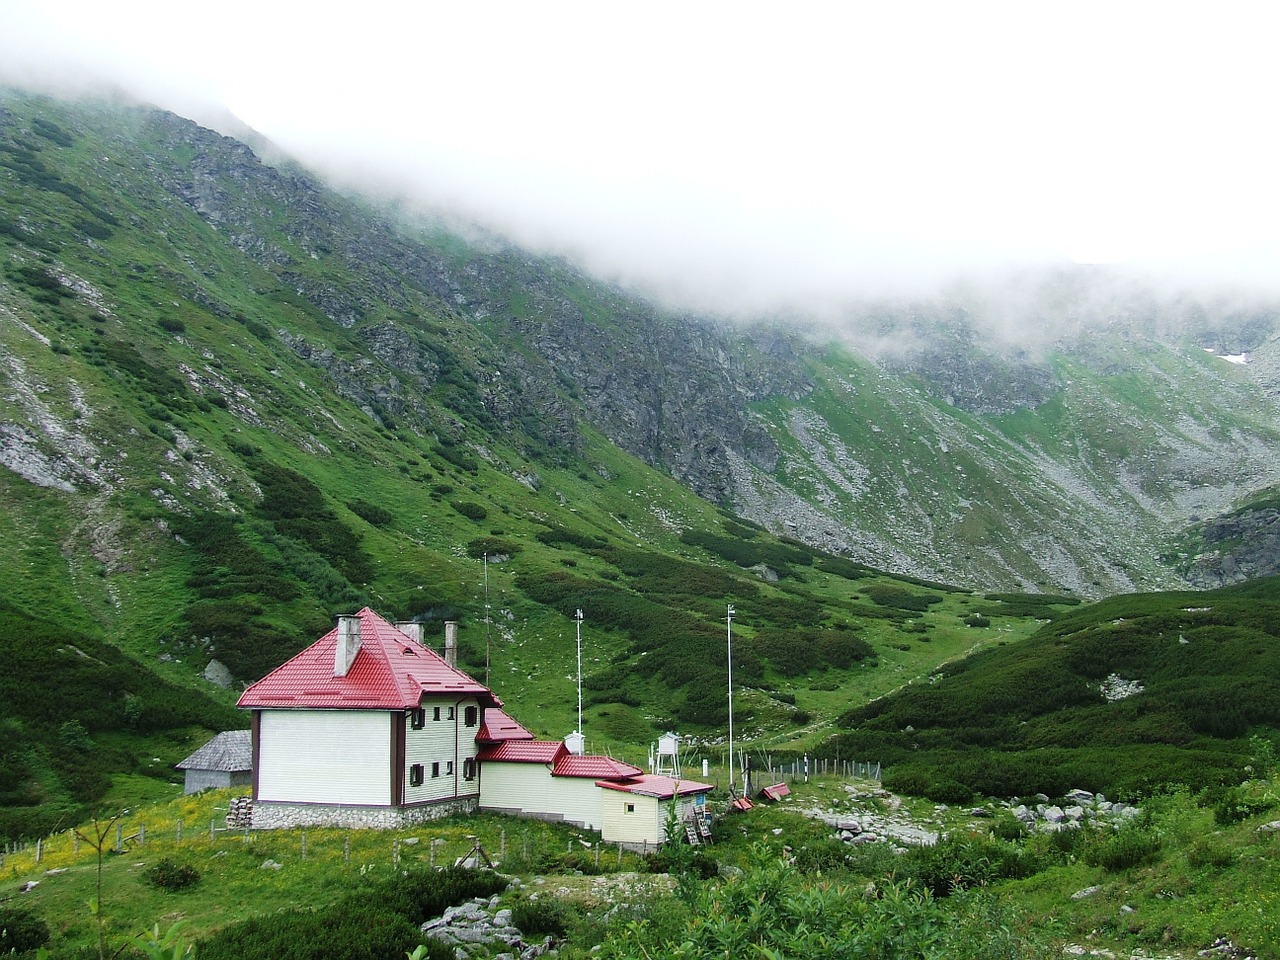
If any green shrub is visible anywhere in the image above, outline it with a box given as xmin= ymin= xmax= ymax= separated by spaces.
xmin=0 ymin=905 xmax=50 ymax=953
xmin=466 ymin=536 xmax=522 ymax=559
xmin=347 ymin=499 xmax=394 ymax=527
xmin=1186 ymin=837 xmax=1235 ymax=869
xmin=199 ymin=867 xmax=505 ymax=960
xmin=510 ymin=896 xmax=572 ymax=939
xmin=899 ymin=833 xmax=1039 ymax=896
xmin=1211 ymin=786 xmax=1278 ymax=826
xmin=450 ymin=500 xmax=487 ymax=521
xmin=1083 ymin=823 xmax=1161 ymax=871
xmin=144 ymin=856 xmax=201 ymax=890
xmin=925 ymin=777 xmax=975 ymax=804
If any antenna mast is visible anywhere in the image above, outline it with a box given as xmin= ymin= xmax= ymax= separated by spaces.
xmin=726 ymin=602 xmax=735 ymax=794
xmin=484 ymin=553 xmax=491 ymax=686
xmin=575 ymin=608 xmax=584 ymax=736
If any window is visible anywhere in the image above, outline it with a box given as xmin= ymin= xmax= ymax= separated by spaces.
xmin=431 ymin=761 xmax=440 ymax=778
xmin=410 ymin=708 xmax=425 ymax=729
xmin=464 ymin=705 xmax=478 ymax=727
xmin=432 ymin=706 xmax=441 ymax=722
xmin=446 ymin=760 xmax=454 ymax=776
xmin=447 ymin=706 xmax=455 ymax=720
xmin=625 ymin=803 xmax=635 ymax=814
xmin=409 ymin=764 xmax=424 ymax=786
xmin=462 ymin=757 xmax=477 ymax=781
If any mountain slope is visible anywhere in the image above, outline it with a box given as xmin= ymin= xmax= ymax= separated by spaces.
xmin=4 ymin=87 xmax=1280 ymax=834
xmin=824 ymin=575 xmax=1280 ymax=798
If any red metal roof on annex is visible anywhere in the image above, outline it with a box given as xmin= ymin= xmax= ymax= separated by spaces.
xmin=553 ymin=754 xmax=643 ymax=780
xmin=476 ymin=740 xmax=565 ymax=764
xmin=596 ymin=774 xmax=714 ymax=798
xmin=476 ymin=709 xmax=534 ymax=743
xmin=238 ymin=608 xmax=500 ymax=711
xmin=476 ymin=740 xmax=644 ymax=780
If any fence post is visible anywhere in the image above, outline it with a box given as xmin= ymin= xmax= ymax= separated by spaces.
xmin=301 ymin=832 xmax=307 ymax=861
xmin=500 ymin=829 xmax=506 ymax=860
xmin=617 ymin=843 xmax=623 ymax=867
xmin=392 ymin=839 xmax=400 ymax=868
xmin=139 ymin=823 xmax=146 ymax=846
xmin=344 ymin=834 xmax=351 ymax=866
xmin=116 ymin=823 xmax=123 ymax=853
xmin=35 ymin=838 xmax=42 ymax=864
xmin=210 ymin=819 xmax=216 ymax=843
xmin=176 ymin=820 xmax=182 ymax=846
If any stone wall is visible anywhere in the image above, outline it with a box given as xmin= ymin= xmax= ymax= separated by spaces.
xmin=251 ymin=797 xmax=478 ymax=830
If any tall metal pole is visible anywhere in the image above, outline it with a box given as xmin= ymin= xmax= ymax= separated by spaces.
xmin=484 ymin=554 xmax=491 ymax=686
xmin=575 ymin=609 xmax=584 ymax=735
xmin=726 ymin=603 xmax=735 ymax=794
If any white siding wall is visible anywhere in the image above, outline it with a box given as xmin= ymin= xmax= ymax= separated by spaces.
xmin=600 ymin=792 xmax=661 ymax=847
xmin=404 ymin=696 xmax=482 ymax=804
xmin=258 ymin=710 xmax=390 ymax=805
xmin=479 ymin=764 xmax=605 ymax=830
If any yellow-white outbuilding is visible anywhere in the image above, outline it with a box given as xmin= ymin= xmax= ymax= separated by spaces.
xmin=597 ymin=774 xmax=713 ymax=848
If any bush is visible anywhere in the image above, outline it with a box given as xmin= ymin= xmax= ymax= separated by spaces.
xmin=1083 ymin=823 xmax=1162 ymax=871
xmin=899 ymin=833 xmax=1039 ymax=896
xmin=0 ymin=905 xmax=50 ymax=953
xmin=347 ymin=499 xmax=394 ymax=527
xmin=510 ymin=896 xmax=572 ymax=939
xmin=144 ymin=857 xmax=201 ymax=890
xmin=450 ymin=500 xmax=487 ymax=521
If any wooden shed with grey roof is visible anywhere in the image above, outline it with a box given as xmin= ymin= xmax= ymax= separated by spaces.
xmin=176 ymin=730 xmax=253 ymax=793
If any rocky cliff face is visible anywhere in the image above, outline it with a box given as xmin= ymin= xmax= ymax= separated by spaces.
xmin=8 ymin=92 xmax=1280 ymax=596
xmin=1181 ymin=504 xmax=1280 ymax=588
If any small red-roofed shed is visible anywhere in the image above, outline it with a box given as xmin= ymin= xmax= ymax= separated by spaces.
xmin=597 ymin=774 xmax=714 ymax=848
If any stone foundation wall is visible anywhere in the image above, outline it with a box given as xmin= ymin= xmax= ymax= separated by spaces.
xmin=251 ymin=797 xmax=478 ymax=830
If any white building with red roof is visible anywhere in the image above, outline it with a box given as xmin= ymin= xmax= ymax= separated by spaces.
xmin=238 ymin=608 xmax=713 ymax=839
xmin=239 ymin=608 xmax=501 ymax=829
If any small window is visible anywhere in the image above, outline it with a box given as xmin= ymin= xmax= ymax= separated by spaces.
xmin=410 ymin=708 xmax=425 ymax=730
xmin=446 ymin=760 xmax=454 ymax=776
xmin=625 ymin=802 xmax=635 ymax=814
xmin=464 ymin=705 xmax=478 ymax=727
xmin=462 ymin=757 xmax=477 ymax=781
xmin=409 ymin=763 xmax=424 ymax=786
xmin=431 ymin=761 xmax=440 ymax=778
xmin=433 ymin=706 xmax=441 ymax=722
xmin=447 ymin=706 xmax=455 ymax=720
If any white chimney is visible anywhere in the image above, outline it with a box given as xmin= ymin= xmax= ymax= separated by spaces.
xmin=565 ymin=731 xmax=585 ymax=756
xmin=397 ymin=621 xmax=424 ymax=645
xmin=334 ymin=614 xmax=362 ymax=677
xmin=443 ymin=621 xmax=458 ymax=668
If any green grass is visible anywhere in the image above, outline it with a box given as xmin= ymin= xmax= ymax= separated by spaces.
xmin=11 ymin=774 xmax=1280 ymax=959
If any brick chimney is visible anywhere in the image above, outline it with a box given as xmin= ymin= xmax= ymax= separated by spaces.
xmin=396 ymin=621 xmax=424 ymax=645
xmin=334 ymin=614 xmax=362 ymax=677
xmin=443 ymin=621 xmax=458 ymax=669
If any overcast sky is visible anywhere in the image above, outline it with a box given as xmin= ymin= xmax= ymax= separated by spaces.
xmin=2 ymin=1 xmax=1278 ymax=313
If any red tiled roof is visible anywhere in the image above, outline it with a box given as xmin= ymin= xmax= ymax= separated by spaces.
xmin=476 ymin=740 xmax=566 ymax=764
xmin=552 ymin=754 xmax=644 ymax=780
xmin=476 ymin=708 xmax=534 ymax=743
xmin=238 ymin=608 xmax=499 ymax=710
xmin=596 ymin=774 xmax=715 ymax=799
xmin=761 ymin=782 xmax=791 ymax=801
